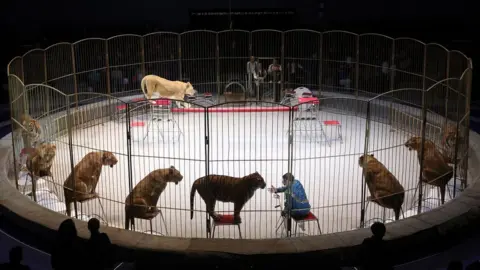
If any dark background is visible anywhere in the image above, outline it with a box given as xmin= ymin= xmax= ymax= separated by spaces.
xmin=0 ymin=0 xmax=475 ymax=105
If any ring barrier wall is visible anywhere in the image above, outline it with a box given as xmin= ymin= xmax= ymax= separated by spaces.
xmin=6 ymin=30 xmax=472 ymax=240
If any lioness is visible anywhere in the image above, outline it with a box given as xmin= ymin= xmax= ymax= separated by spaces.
xmin=63 ymin=151 xmax=118 ymax=217
xmin=140 ymin=74 xmax=196 ymax=108
xmin=359 ymin=154 xmax=405 ymax=220
xmin=405 ymin=136 xmax=453 ymax=204
xmin=26 ymin=142 xmax=56 ymax=179
xmin=124 ymin=166 xmax=183 ymax=230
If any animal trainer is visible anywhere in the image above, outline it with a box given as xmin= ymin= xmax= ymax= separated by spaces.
xmin=140 ymin=75 xmax=196 ymax=108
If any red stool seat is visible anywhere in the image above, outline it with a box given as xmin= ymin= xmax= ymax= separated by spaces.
xmin=214 ymin=214 xmax=236 ymax=225
xmin=204 ymin=93 xmax=212 ymax=97
xmin=292 ymin=212 xmax=318 ymax=222
xmin=298 ymin=97 xmax=320 ymax=105
xmin=323 ymin=120 xmax=341 ymax=126
xmin=130 ymin=121 xmax=145 ymax=127
xmin=291 ymin=211 xmax=322 ymax=236
xmin=116 ymin=104 xmax=127 ymax=110
xmin=211 ymin=214 xmax=242 ymax=239
xmin=151 ymin=99 xmax=171 ymax=106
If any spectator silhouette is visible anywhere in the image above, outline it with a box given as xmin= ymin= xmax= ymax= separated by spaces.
xmin=51 ymin=218 xmax=84 ymax=270
xmin=360 ymin=222 xmax=393 ymax=270
xmin=448 ymin=260 xmax=464 ymax=270
xmin=86 ymin=218 xmax=114 ymax=270
xmin=0 ymin=246 xmax=31 ymax=270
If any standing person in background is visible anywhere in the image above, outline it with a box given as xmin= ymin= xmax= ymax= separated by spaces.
xmin=247 ymin=56 xmax=259 ymax=97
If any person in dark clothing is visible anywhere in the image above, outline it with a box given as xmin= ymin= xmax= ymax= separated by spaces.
xmin=86 ymin=218 xmax=114 ymax=270
xmin=0 ymin=246 xmax=31 ymax=270
xmin=51 ymin=218 xmax=84 ymax=270
xmin=360 ymin=222 xmax=394 ymax=270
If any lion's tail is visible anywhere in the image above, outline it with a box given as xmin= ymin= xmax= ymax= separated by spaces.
xmin=140 ymin=76 xmax=148 ymax=97
xmin=190 ymin=180 xmax=198 ymax=220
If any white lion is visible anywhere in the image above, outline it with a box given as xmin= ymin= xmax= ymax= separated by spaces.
xmin=140 ymin=75 xmax=196 ymax=108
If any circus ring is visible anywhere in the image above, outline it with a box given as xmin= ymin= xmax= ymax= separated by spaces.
xmin=2 ymin=30 xmax=478 ymax=267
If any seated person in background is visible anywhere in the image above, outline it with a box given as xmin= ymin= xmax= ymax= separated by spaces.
xmin=268 ymin=173 xmax=311 ymax=230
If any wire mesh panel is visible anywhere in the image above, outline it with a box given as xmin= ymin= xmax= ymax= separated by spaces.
xmin=14 ymin=85 xmax=68 ymax=209
xmin=420 ymin=80 xmax=459 ymax=211
xmin=392 ymin=38 xmax=425 ymax=105
xmin=361 ymin=93 xmax=421 ymax=227
xmin=424 ymin=44 xmax=449 ymax=89
xmin=73 ymin=38 xmax=109 ymax=100
xmin=107 ymin=35 xmax=142 ymax=97
xmin=291 ymin=97 xmax=367 ymax=233
xmin=449 ymin=51 xmax=470 ymax=80
xmin=204 ymin=101 xmax=290 ymax=239
xmin=284 ymin=30 xmax=321 ymax=93
xmin=180 ymin=31 xmax=217 ymax=96
xmin=22 ymin=49 xmax=46 ymax=84
xmin=143 ymin=32 xmax=180 ymax=84
xmin=357 ymin=34 xmax=394 ymax=97
xmin=45 ymin=43 xmax=76 ymax=96
xmin=322 ymin=31 xmax=357 ymax=96
xmin=7 ymin=57 xmax=23 ymax=79
xmin=218 ymin=30 xmax=250 ymax=101
xmin=52 ymin=93 xmax=128 ymax=226
xmin=251 ymin=30 xmax=282 ymax=101
xmin=8 ymin=75 xmax=26 ymax=185
xmin=128 ymin=99 xmax=207 ymax=237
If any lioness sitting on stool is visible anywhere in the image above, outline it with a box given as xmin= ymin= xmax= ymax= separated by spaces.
xmin=26 ymin=142 xmax=56 ymax=179
xmin=359 ymin=154 xmax=405 ymax=220
xmin=124 ymin=166 xmax=183 ymax=230
xmin=405 ymin=136 xmax=453 ymax=204
xmin=140 ymin=74 xmax=196 ymax=108
xmin=63 ymin=151 xmax=118 ymax=217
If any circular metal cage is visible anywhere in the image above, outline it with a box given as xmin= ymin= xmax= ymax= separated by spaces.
xmin=6 ymin=29 xmax=473 ymax=240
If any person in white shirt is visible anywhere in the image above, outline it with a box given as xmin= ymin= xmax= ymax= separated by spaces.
xmin=246 ymin=56 xmax=259 ymax=96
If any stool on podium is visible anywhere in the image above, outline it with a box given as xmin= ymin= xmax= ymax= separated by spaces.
xmin=296 ymin=97 xmax=320 ymax=120
xmin=211 ymin=214 xmax=242 ymax=239
xmin=143 ymin=99 xmax=183 ymax=143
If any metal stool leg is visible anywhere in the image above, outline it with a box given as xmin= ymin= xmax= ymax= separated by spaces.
xmin=97 ymin=197 xmax=107 ymax=222
xmin=212 ymin=223 xmax=216 ymax=239
xmin=316 ymin=219 xmax=322 ymax=234
xmin=338 ymin=125 xmax=343 ymax=143
xmin=237 ymin=224 xmax=242 ymax=239
xmin=149 ymin=219 xmax=153 ymax=234
xmin=294 ymin=221 xmax=298 ymax=236
xmin=159 ymin=209 xmax=168 ymax=236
